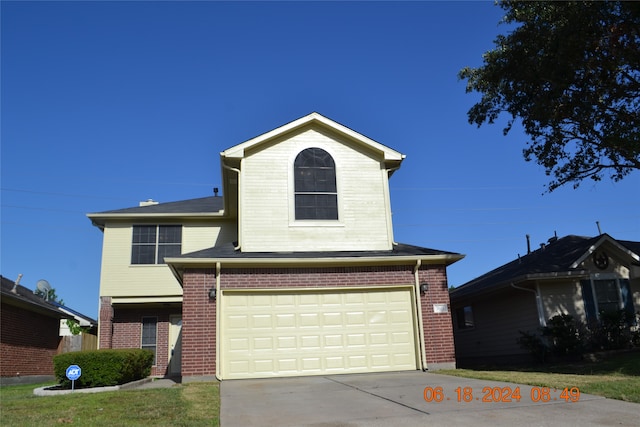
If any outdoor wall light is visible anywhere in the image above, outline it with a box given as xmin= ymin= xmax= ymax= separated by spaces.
xmin=208 ymin=287 xmax=217 ymax=300
xmin=420 ymin=283 xmax=429 ymax=294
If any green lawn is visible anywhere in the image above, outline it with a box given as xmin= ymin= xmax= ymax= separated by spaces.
xmin=0 ymin=381 xmax=219 ymax=426
xmin=439 ymin=350 xmax=640 ymax=403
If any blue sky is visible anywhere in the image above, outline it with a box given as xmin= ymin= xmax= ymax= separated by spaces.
xmin=2 ymin=1 xmax=639 ymax=319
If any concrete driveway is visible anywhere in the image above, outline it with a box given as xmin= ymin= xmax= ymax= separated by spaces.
xmin=221 ymin=371 xmax=639 ymax=426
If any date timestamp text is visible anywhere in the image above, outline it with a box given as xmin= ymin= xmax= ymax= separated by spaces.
xmin=423 ymin=386 xmax=580 ymax=403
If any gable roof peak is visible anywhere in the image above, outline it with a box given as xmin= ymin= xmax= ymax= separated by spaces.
xmin=221 ymin=112 xmax=405 ymax=163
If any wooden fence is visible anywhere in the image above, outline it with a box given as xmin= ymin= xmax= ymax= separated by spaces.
xmin=58 ymin=333 xmax=98 ymax=354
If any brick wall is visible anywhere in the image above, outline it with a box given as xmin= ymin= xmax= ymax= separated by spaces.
xmin=100 ymin=300 xmax=179 ymax=377
xmin=98 ymin=296 xmax=113 ymax=349
xmin=417 ymin=266 xmax=456 ymax=365
xmin=182 ymin=269 xmax=216 ymax=377
xmin=181 ymin=263 xmax=456 ymax=378
xmin=0 ymin=303 xmax=61 ymax=377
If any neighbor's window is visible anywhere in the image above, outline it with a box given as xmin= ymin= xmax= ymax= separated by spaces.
xmin=593 ymin=279 xmax=621 ymax=313
xmin=141 ymin=317 xmax=157 ymax=365
xmin=131 ymin=225 xmax=182 ymax=264
xmin=582 ymin=277 xmax=635 ymax=324
xmin=455 ymin=306 xmax=474 ymax=329
xmin=294 ymin=148 xmax=338 ymax=220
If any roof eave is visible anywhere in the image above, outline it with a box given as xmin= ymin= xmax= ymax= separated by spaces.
xmin=451 ymin=269 xmax=590 ymax=300
xmin=166 ymin=253 xmax=464 ymax=286
xmin=221 ymin=112 xmax=405 ymax=162
xmin=87 ymin=211 xmax=227 ymax=228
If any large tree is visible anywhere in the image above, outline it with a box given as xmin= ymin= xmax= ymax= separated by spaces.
xmin=460 ymin=1 xmax=640 ymax=191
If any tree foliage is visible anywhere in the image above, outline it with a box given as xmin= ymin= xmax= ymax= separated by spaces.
xmin=460 ymin=1 xmax=640 ymax=191
xmin=34 ymin=287 xmax=64 ymax=305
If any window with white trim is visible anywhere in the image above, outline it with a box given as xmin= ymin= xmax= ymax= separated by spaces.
xmin=131 ymin=225 xmax=182 ymax=264
xmin=294 ymin=148 xmax=338 ymax=220
xmin=141 ymin=317 xmax=157 ymax=365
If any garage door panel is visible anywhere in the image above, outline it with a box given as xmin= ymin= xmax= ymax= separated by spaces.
xmin=347 ymin=333 xmax=366 ymax=346
xmin=299 ymin=313 xmax=320 ymax=327
xmin=252 ymin=314 xmax=273 ymax=328
xmin=324 ymin=334 xmax=343 ymax=347
xmin=276 ymin=313 xmax=295 ymax=328
xmin=301 ymin=335 xmax=320 ymax=348
xmin=346 ymin=311 xmax=365 ymax=325
xmin=222 ymin=288 xmax=417 ymax=379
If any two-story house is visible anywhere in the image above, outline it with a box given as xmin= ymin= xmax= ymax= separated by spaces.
xmin=88 ymin=113 xmax=464 ymax=381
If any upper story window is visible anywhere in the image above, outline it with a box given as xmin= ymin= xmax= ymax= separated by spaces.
xmin=131 ymin=225 xmax=182 ymax=264
xmin=294 ymin=148 xmax=338 ymax=220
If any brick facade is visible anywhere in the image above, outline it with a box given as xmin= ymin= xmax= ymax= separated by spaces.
xmin=0 ymin=303 xmax=61 ymax=377
xmin=182 ymin=269 xmax=217 ymax=377
xmin=98 ymin=296 xmax=180 ymax=377
xmin=180 ymin=263 xmax=456 ymax=378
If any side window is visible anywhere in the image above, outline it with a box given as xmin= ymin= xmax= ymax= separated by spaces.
xmin=132 ymin=225 xmax=182 ymax=264
xmin=455 ymin=306 xmax=474 ymax=329
xmin=593 ymin=279 xmax=621 ymax=313
xmin=294 ymin=148 xmax=338 ymax=220
xmin=141 ymin=317 xmax=157 ymax=365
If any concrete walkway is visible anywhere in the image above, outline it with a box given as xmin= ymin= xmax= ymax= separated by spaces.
xmin=221 ymin=371 xmax=639 ymax=426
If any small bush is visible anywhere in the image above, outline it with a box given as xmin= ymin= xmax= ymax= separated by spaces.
xmin=517 ymin=330 xmax=548 ymax=363
xmin=53 ymin=349 xmax=153 ymax=388
xmin=542 ymin=313 xmax=585 ymax=360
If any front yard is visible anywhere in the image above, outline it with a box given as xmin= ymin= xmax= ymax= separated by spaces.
xmin=439 ymin=349 xmax=640 ymax=403
xmin=0 ymin=381 xmax=219 ymax=426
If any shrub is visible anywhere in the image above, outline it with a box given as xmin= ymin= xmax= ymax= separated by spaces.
xmin=53 ymin=349 xmax=154 ymax=388
xmin=542 ymin=313 xmax=585 ymax=360
xmin=516 ymin=330 xmax=548 ymax=363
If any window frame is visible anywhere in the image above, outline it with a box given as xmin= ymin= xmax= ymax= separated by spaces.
xmin=293 ymin=147 xmax=339 ymax=221
xmin=131 ymin=225 xmax=182 ymax=265
xmin=590 ymin=274 xmax=623 ymax=316
xmin=141 ymin=317 xmax=158 ymax=365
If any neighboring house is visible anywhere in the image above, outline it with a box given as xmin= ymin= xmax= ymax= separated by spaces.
xmin=55 ymin=303 xmax=98 ymax=337
xmin=1 ymin=275 xmax=73 ymax=383
xmin=88 ymin=112 xmax=464 ymax=381
xmin=55 ymin=303 xmax=98 ymax=353
xmin=450 ymin=234 xmax=640 ymax=367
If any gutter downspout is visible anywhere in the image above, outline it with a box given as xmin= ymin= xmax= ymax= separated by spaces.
xmin=383 ymin=164 xmax=402 ymax=246
xmin=414 ymin=260 xmax=428 ymax=370
xmin=511 ymin=282 xmax=546 ymax=327
xmin=215 ymin=262 xmax=222 ymax=381
xmin=222 ymin=163 xmax=242 ymax=250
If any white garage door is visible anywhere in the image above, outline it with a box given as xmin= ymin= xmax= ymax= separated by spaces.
xmin=220 ymin=287 xmax=418 ymax=379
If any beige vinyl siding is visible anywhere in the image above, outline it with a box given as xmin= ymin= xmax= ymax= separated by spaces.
xmin=182 ymin=219 xmax=237 ymax=253
xmin=240 ymin=128 xmax=393 ymax=252
xmin=539 ymin=280 xmax=586 ymax=323
xmin=453 ymin=289 xmax=539 ymax=359
xmin=100 ymin=220 xmax=233 ymax=298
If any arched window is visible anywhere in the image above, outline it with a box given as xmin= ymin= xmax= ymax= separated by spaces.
xmin=294 ymin=148 xmax=338 ymax=220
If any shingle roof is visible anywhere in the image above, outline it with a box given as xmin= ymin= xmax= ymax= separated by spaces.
xmin=1 ymin=275 xmax=72 ymax=319
xmin=620 ymin=239 xmax=640 ymax=261
xmin=450 ymin=234 xmax=640 ymax=300
xmin=93 ymin=196 xmax=223 ymax=215
xmin=175 ymin=241 xmax=461 ymax=260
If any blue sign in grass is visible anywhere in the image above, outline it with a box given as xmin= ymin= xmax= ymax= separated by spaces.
xmin=66 ymin=365 xmax=81 ymax=391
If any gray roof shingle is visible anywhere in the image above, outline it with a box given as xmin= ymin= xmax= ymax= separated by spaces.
xmin=451 ymin=234 xmax=640 ymax=299
xmin=93 ymin=196 xmax=223 ymax=215
xmin=175 ymin=241 xmax=461 ymax=260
